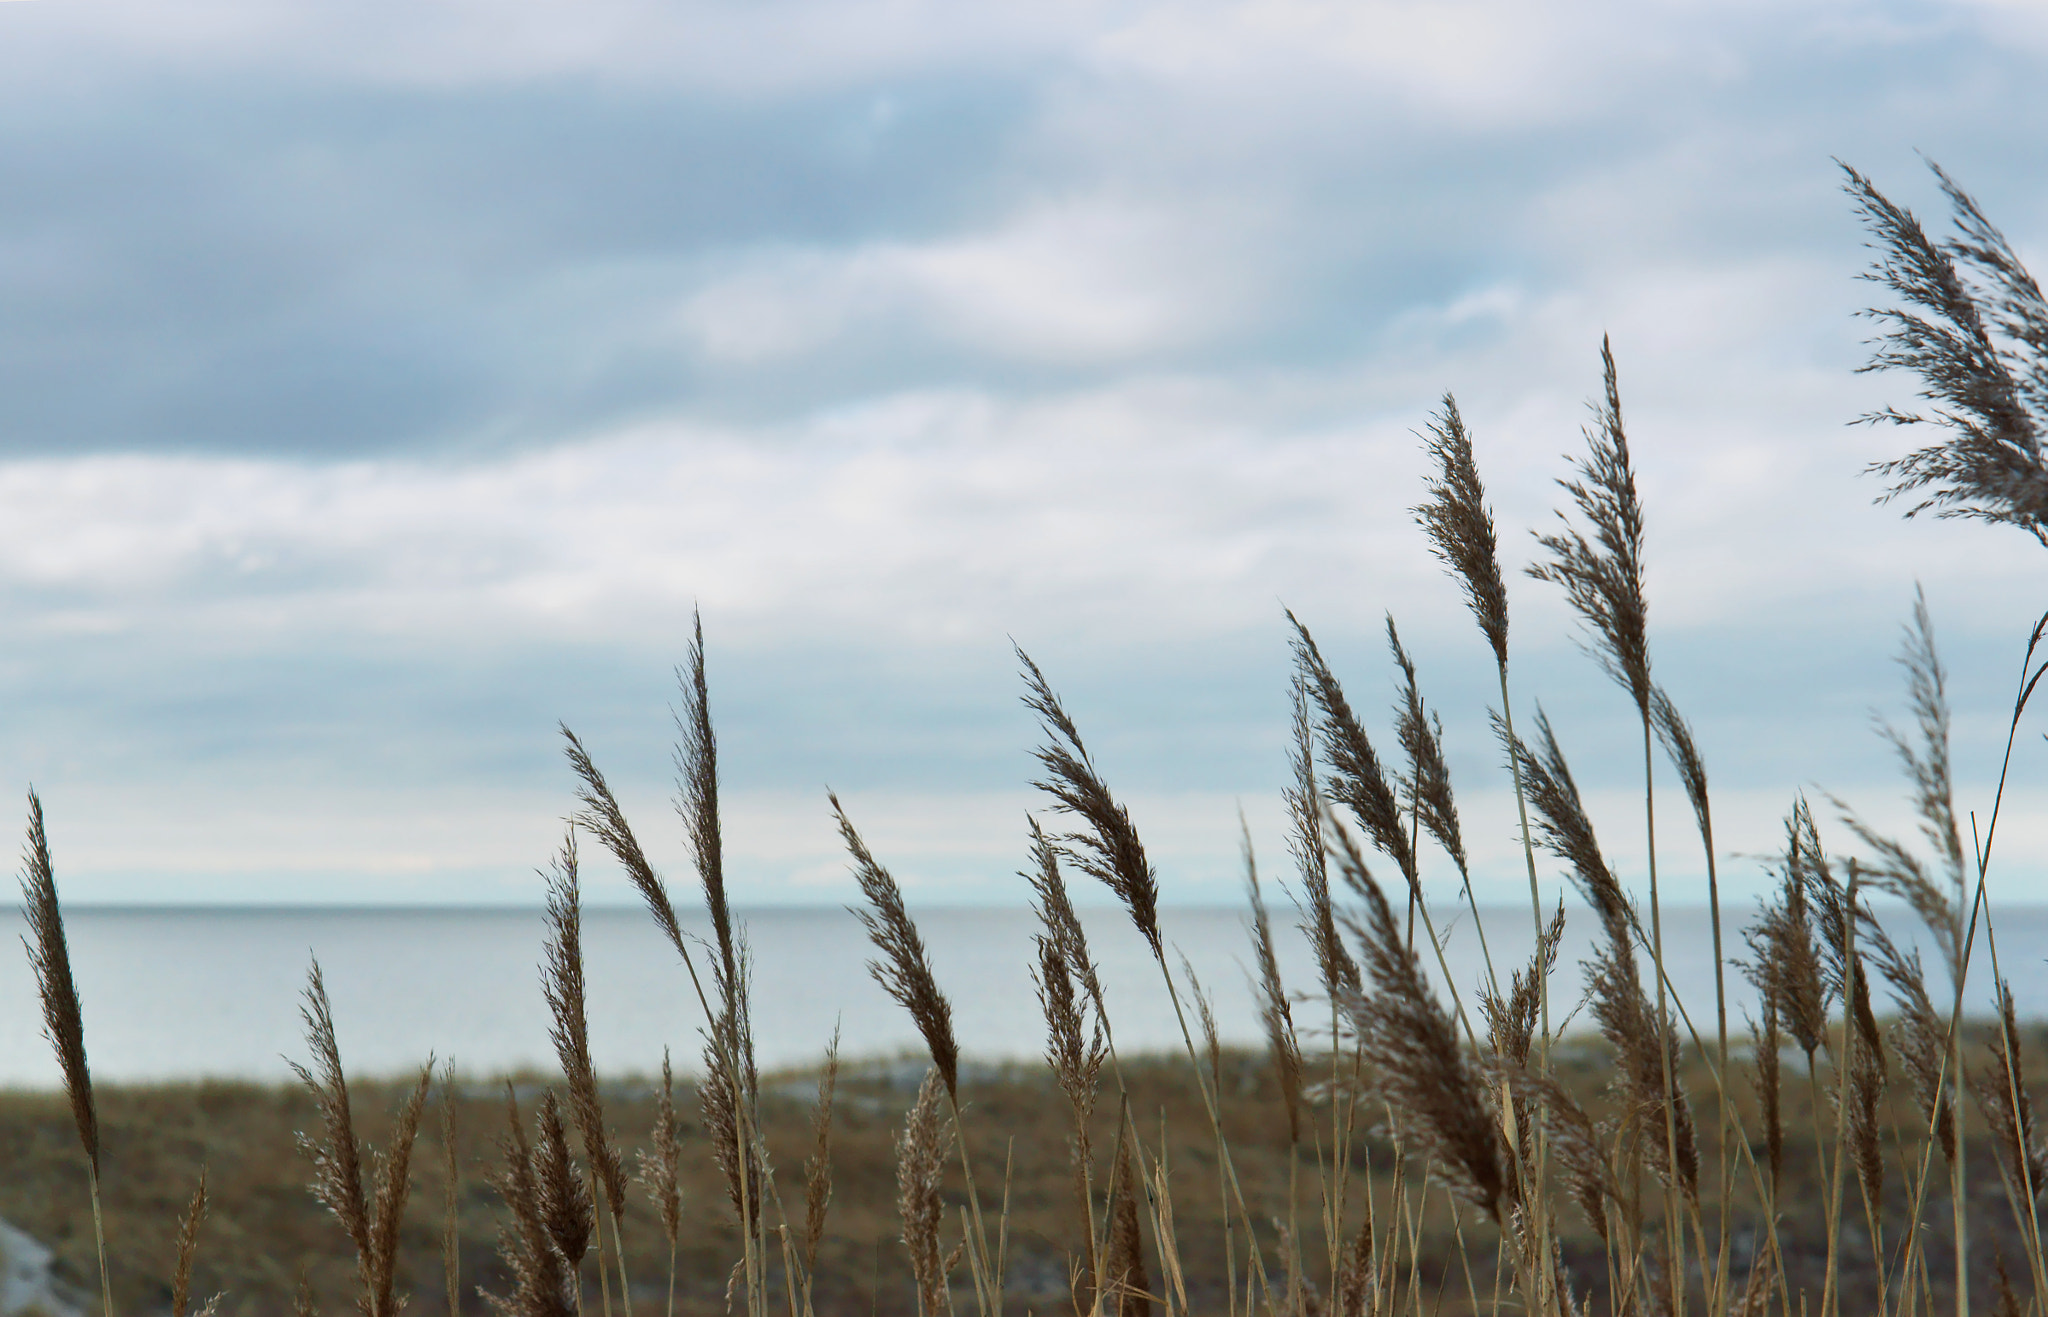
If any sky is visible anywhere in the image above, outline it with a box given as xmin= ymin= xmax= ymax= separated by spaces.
xmin=1 ymin=0 xmax=2046 ymax=909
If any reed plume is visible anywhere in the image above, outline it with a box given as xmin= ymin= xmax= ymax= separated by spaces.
xmin=897 ymin=1068 xmax=950 ymax=1317
xmin=1030 ymin=858 xmax=1107 ymax=1313
xmin=676 ymin=610 xmax=742 ymax=1003
xmin=1749 ymin=1008 xmax=1784 ymax=1199
xmin=1974 ymin=981 xmax=2048 ymax=1210
xmin=19 ymin=790 xmax=112 ymax=1317
xmin=1104 ymin=1134 xmax=1152 ymax=1317
xmin=635 ymin=1051 xmax=684 ymax=1317
xmin=1416 ymin=391 xmax=1510 ymax=668
xmin=1508 ymin=711 xmax=1699 ymax=1201
xmin=1746 ymin=802 xmax=1832 ymax=1062
xmin=1528 ymin=336 xmax=1652 ymax=712
xmin=833 ymin=792 xmax=959 ymax=1099
xmin=1287 ymin=615 xmax=1415 ymax=891
xmin=291 ymin=961 xmax=434 ymax=1317
xmin=534 ymin=1089 xmax=594 ymax=1276
xmin=171 ymin=1169 xmax=214 ymax=1317
xmin=699 ymin=934 xmax=764 ymax=1233
xmin=541 ymin=830 xmax=628 ymax=1226
xmin=1017 ymin=646 xmax=1162 ymax=956
xmin=485 ymin=1088 xmax=577 ymax=1317
xmin=1287 ymin=677 xmax=1358 ymax=1001
xmin=1387 ymin=616 xmax=1498 ymax=989
xmin=562 ymin=726 xmax=685 ymax=957
xmin=1490 ymin=1064 xmax=1616 ymax=1244
xmin=1245 ymin=823 xmax=1305 ymax=1144
xmin=1179 ymin=951 xmax=1224 ymax=1099
xmin=1834 ymin=587 xmax=1967 ymax=975
xmin=802 ymin=1030 xmax=841 ymax=1281
xmin=1414 ymin=395 xmax=1553 ymax=1060
xmin=1842 ymin=160 xmax=2048 ymax=544
xmin=1334 ymin=1212 xmax=1374 ymax=1317
xmin=21 ymin=790 xmax=96 ymax=1175
xmin=1328 ymin=815 xmax=1506 ymax=1220
xmin=292 ymin=961 xmax=372 ymax=1298
xmin=1481 ymin=898 xmax=1564 ymax=1072
xmin=373 ymin=1070 xmax=436 ymax=1317
xmin=1810 ymin=854 xmax=1888 ymax=1222
xmin=1386 ymin=617 xmax=1467 ymax=884
xmin=1025 ymin=815 xmax=1110 ymax=1028
xmin=1866 ymin=927 xmax=1956 ymax=1162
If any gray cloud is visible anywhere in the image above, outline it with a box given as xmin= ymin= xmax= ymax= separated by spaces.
xmin=0 ymin=0 xmax=2043 ymax=902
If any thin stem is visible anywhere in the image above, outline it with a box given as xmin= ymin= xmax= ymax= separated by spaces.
xmin=88 ymin=1163 xmax=113 ymax=1317
xmin=1640 ymin=716 xmax=1684 ymax=1317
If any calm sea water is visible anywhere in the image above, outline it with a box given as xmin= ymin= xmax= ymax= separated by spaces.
xmin=1 ymin=903 xmax=2042 ymax=1088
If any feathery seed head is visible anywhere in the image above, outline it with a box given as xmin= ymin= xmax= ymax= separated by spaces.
xmin=1288 ymin=614 xmax=1416 ymax=888
xmin=20 ymin=790 xmax=96 ymax=1175
xmin=1387 ymin=617 xmax=1467 ymax=879
xmin=835 ymin=793 xmax=960 ymax=1100
xmin=1527 ymin=337 xmax=1653 ymax=713
xmin=540 ymin=829 xmax=627 ymax=1220
xmin=1018 ymin=647 xmax=1162 ymax=956
xmin=1843 ymin=161 xmax=2048 ymax=544
xmin=1415 ymin=393 xmax=1510 ymax=667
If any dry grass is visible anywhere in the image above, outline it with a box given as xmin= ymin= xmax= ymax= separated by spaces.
xmin=16 ymin=159 xmax=2048 ymax=1317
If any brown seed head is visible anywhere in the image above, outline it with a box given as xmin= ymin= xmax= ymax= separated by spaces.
xmin=834 ymin=793 xmax=960 ymax=1101
xmin=1414 ymin=392 xmax=1510 ymax=668
xmin=19 ymin=790 xmax=97 ymax=1176
xmin=1018 ymin=647 xmax=1162 ymax=956
xmin=1329 ymin=814 xmax=1507 ymax=1219
xmin=1842 ymin=160 xmax=2048 ymax=545
xmin=1527 ymin=336 xmax=1653 ymax=714
xmin=540 ymin=830 xmax=627 ymax=1220
xmin=1289 ymin=614 xmax=1416 ymax=888
xmin=1387 ymin=617 xmax=1467 ymax=881
xmin=896 ymin=1068 xmax=950 ymax=1317
xmin=1286 ymin=677 xmax=1358 ymax=1003
xmin=532 ymin=1089 xmax=593 ymax=1271
xmin=634 ymin=1049 xmax=684 ymax=1248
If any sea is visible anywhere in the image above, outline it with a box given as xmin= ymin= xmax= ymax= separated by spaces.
xmin=1 ymin=902 xmax=2044 ymax=1089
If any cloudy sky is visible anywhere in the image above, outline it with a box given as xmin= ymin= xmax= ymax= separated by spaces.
xmin=2 ymin=0 xmax=2045 ymax=908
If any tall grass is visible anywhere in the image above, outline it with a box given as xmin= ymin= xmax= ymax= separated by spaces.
xmin=14 ymin=160 xmax=2048 ymax=1317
